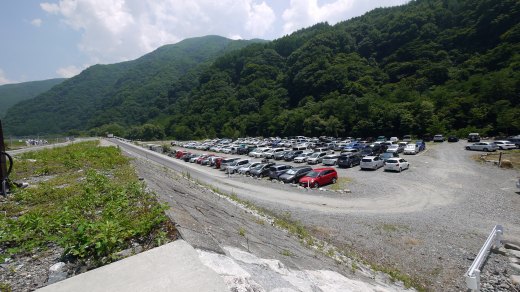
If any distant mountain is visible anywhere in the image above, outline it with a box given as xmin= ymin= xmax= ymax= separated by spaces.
xmin=4 ymin=35 xmax=263 ymax=135
xmin=0 ymin=78 xmax=65 ymax=118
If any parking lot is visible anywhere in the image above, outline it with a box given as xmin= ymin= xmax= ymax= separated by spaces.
xmin=131 ymin=137 xmax=520 ymax=290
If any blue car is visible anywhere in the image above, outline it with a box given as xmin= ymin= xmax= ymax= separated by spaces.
xmin=415 ymin=140 xmax=426 ymax=151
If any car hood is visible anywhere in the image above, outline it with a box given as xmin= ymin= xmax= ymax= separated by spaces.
xmin=299 ymin=177 xmax=315 ymax=183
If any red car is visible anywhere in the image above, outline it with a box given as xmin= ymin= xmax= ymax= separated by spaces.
xmin=299 ymin=167 xmax=338 ymax=188
xmin=176 ymin=150 xmax=188 ymax=159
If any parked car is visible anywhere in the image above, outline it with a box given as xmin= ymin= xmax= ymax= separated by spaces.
xmin=299 ymin=168 xmax=338 ymax=188
xmin=384 ymin=158 xmax=410 ymax=172
xmin=220 ymin=158 xmax=241 ymax=171
xmin=225 ymin=159 xmax=251 ymax=174
xmin=402 ymin=135 xmax=412 ymax=142
xmin=467 ymin=133 xmax=481 ymax=142
xmin=307 ymin=152 xmax=328 ymax=165
xmin=279 ymin=166 xmax=313 ymax=184
xmin=237 ymin=162 xmax=262 ymax=175
xmin=379 ymin=152 xmax=399 ymax=162
xmin=415 ymin=140 xmax=426 ymax=152
xmin=447 ymin=136 xmax=459 ymax=142
xmin=493 ymin=140 xmax=516 ymax=150
xmin=321 ymin=154 xmax=340 ymax=166
xmin=250 ymin=162 xmax=276 ymax=177
xmin=360 ymin=156 xmax=384 ymax=170
xmin=263 ymin=148 xmax=286 ymax=159
xmin=284 ymin=150 xmax=303 ymax=161
xmin=507 ymin=136 xmax=520 ymax=148
xmin=268 ymin=165 xmax=293 ymax=180
xmin=293 ymin=152 xmax=314 ymax=163
xmin=337 ymin=153 xmax=362 ymax=168
xmin=433 ymin=134 xmax=445 ymax=142
xmin=404 ymin=144 xmax=418 ymax=155
xmin=465 ymin=142 xmax=498 ymax=152
xmin=189 ymin=154 xmax=202 ymax=163
xmin=273 ymin=150 xmax=290 ymax=160
xmin=386 ymin=144 xmax=400 ymax=153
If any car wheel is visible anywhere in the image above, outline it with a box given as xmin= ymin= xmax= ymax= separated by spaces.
xmin=332 ymin=177 xmax=337 ymax=184
xmin=483 ymin=148 xmax=489 ymax=152
xmin=349 ymin=162 xmax=353 ymax=168
xmin=465 ymin=146 xmax=471 ymax=150
xmin=313 ymin=182 xmax=320 ymax=188
xmin=399 ymin=167 xmax=402 ymax=173
xmin=246 ymin=171 xmax=250 ymax=176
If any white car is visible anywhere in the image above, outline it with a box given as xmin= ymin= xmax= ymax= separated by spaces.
xmin=386 ymin=144 xmax=399 ymax=153
xmin=465 ymin=142 xmax=498 ymax=152
xmin=360 ymin=156 xmax=384 ymax=170
xmin=404 ymin=144 xmax=418 ymax=155
xmin=384 ymin=158 xmax=409 ymax=172
xmin=493 ymin=140 xmax=516 ymax=150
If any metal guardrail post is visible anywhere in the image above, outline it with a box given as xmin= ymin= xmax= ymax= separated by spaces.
xmin=465 ymin=225 xmax=503 ymax=291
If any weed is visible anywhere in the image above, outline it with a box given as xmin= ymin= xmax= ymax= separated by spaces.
xmin=281 ymin=249 xmax=293 ymax=257
xmin=351 ymin=262 xmax=358 ymax=272
xmin=0 ymin=282 xmax=12 ymax=292
xmin=1 ymin=141 xmax=171 ymax=267
xmin=238 ymin=227 xmax=246 ymax=237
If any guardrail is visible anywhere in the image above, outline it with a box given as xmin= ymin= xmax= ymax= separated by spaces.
xmin=465 ymin=225 xmax=503 ymax=291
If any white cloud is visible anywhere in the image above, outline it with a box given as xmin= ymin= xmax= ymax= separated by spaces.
xmin=281 ymin=0 xmax=410 ymax=35
xmin=40 ymin=0 xmax=276 ymax=66
xmin=56 ymin=65 xmax=83 ymax=78
xmin=0 ymin=68 xmax=13 ymax=85
xmin=31 ymin=18 xmax=43 ymax=27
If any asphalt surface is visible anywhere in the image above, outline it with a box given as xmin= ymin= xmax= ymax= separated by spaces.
xmin=111 ymin=139 xmax=520 ymax=291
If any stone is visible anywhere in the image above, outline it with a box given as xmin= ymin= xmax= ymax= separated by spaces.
xmin=510 ymin=275 xmax=520 ymax=285
xmin=510 ymin=263 xmax=520 ymax=273
xmin=509 ymin=249 xmax=520 ymax=258
xmin=47 ymin=262 xmax=67 ymax=284
xmin=510 ymin=257 xmax=519 ymax=264
xmin=493 ymin=247 xmax=508 ymax=256
xmin=505 ymin=242 xmax=520 ymax=252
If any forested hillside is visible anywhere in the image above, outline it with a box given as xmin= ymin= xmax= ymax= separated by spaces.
xmin=4 ymin=36 xmax=263 ymax=135
xmin=165 ymin=0 xmax=519 ymax=140
xmin=0 ymin=78 xmax=65 ymax=117
xmin=5 ymin=0 xmax=520 ymax=139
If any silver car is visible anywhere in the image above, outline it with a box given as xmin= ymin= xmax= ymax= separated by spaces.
xmin=237 ymin=162 xmax=261 ymax=175
xmin=465 ymin=142 xmax=498 ymax=152
xmin=321 ymin=154 xmax=340 ymax=166
xmin=293 ymin=152 xmax=314 ymax=163
xmin=360 ymin=156 xmax=384 ymax=170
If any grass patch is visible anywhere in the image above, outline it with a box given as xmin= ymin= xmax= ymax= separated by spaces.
xmin=472 ymin=149 xmax=520 ymax=168
xmin=328 ymin=177 xmax=352 ymax=191
xmin=0 ymin=141 xmax=172 ymax=266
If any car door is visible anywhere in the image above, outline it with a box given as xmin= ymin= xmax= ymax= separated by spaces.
xmin=374 ymin=156 xmax=383 ymax=168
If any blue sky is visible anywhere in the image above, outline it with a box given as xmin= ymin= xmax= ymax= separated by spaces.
xmin=0 ymin=0 xmax=408 ymax=85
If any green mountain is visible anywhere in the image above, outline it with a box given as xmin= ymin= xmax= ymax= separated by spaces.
xmin=164 ymin=0 xmax=520 ymax=139
xmin=0 ymin=78 xmax=65 ymax=118
xmin=4 ymin=35 xmax=263 ymax=136
xmin=5 ymin=0 xmax=520 ymax=139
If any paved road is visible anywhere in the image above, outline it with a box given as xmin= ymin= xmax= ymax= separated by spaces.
xmin=111 ymin=138 xmax=520 ymax=290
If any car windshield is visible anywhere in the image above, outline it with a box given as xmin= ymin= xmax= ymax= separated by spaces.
xmin=284 ymin=169 xmax=296 ymax=175
xmin=252 ymin=164 xmax=264 ymax=170
xmin=241 ymin=163 xmax=251 ymax=168
xmin=310 ymin=153 xmax=319 ymax=158
xmin=381 ymin=153 xmax=391 ymax=157
xmin=305 ymin=171 xmax=319 ymax=178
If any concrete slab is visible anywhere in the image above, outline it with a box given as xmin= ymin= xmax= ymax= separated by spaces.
xmin=37 ymin=240 xmax=228 ymax=292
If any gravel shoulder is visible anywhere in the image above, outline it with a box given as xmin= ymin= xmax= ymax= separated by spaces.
xmin=114 ymin=139 xmax=520 ymax=291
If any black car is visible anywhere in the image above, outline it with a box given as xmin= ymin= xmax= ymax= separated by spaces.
xmin=268 ymin=165 xmax=293 ymax=180
xmin=278 ymin=166 xmax=313 ymax=184
xmin=447 ymin=136 xmax=459 ymax=142
xmin=337 ymin=153 xmax=362 ymax=168
xmin=379 ymin=151 xmax=399 ymax=162
xmin=507 ymin=137 xmax=520 ymax=148
xmin=250 ymin=162 xmax=276 ymax=178
xmin=284 ymin=150 xmax=303 ymax=161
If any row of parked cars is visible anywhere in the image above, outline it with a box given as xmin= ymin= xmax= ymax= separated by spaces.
xmin=173 ymin=150 xmax=338 ymax=188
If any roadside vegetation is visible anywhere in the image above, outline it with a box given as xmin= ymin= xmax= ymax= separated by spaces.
xmin=0 ymin=141 xmax=175 ymax=267
xmin=473 ymin=149 xmax=520 ymax=169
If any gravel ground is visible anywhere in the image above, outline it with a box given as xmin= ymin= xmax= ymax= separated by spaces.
xmin=131 ymin=140 xmax=520 ymax=291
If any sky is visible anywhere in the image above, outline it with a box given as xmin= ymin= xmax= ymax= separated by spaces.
xmin=0 ymin=0 xmax=409 ymax=85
